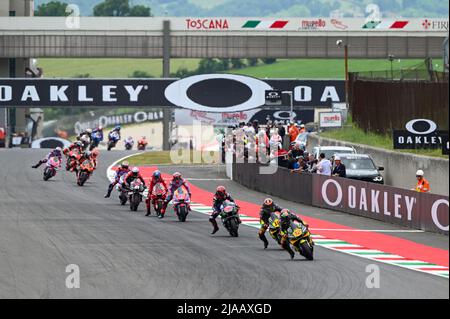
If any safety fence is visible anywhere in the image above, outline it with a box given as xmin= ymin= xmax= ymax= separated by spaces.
xmin=233 ymin=162 xmax=449 ymax=235
xmin=349 ymin=70 xmax=449 ymax=135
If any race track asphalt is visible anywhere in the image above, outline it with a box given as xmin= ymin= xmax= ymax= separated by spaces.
xmin=0 ymin=149 xmax=448 ymax=298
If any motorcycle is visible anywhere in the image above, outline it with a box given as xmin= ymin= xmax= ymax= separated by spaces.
xmin=137 ymin=138 xmax=148 ymax=151
xmin=66 ymin=149 xmax=81 ymax=172
xmin=90 ymin=131 xmax=103 ymax=150
xmin=219 ymin=200 xmax=240 ymax=237
xmin=151 ymin=183 xmax=167 ymax=217
xmin=128 ymin=179 xmax=145 ymax=211
xmin=172 ymin=187 xmax=190 ymax=222
xmin=124 ymin=138 xmax=134 ymax=151
xmin=43 ymin=156 xmax=61 ymax=181
xmin=107 ymin=131 xmax=120 ymax=151
xmin=77 ymin=159 xmax=95 ymax=186
xmin=287 ymin=221 xmax=314 ymax=260
xmin=268 ymin=211 xmax=282 ymax=245
xmin=116 ymin=180 xmax=128 ymax=206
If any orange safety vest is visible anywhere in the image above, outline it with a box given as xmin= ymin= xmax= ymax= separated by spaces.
xmin=415 ymin=178 xmax=430 ymax=193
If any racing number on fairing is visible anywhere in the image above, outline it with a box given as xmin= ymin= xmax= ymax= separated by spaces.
xmin=293 ymin=228 xmax=302 ymax=237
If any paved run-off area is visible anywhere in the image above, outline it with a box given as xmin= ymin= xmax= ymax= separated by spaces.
xmin=0 ymin=149 xmax=448 ymax=298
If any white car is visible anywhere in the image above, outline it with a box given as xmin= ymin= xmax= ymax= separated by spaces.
xmin=311 ymin=145 xmax=356 ymax=160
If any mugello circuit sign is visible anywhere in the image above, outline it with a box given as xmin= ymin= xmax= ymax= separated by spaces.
xmin=0 ymin=75 xmax=344 ymax=111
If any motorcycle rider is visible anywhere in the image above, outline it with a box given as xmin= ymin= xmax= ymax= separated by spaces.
xmin=259 ymin=198 xmax=283 ymax=249
xmin=109 ymin=125 xmax=121 ymax=139
xmin=279 ymin=209 xmax=308 ymax=259
xmin=91 ymin=148 xmax=100 ymax=169
xmin=161 ymin=172 xmax=191 ymax=219
xmin=138 ymin=136 xmax=148 ymax=149
xmin=76 ymin=150 xmax=94 ymax=176
xmin=209 ymin=186 xmax=240 ymax=234
xmin=125 ymin=136 xmax=134 ymax=149
xmin=32 ymin=147 xmax=63 ymax=168
xmin=122 ymin=167 xmax=146 ymax=189
xmin=145 ymin=170 xmax=168 ymax=216
xmin=64 ymin=140 xmax=83 ymax=155
xmin=90 ymin=126 xmax=104 ymax=149
xmin=105 ymin=161 xmax=131 ymax=198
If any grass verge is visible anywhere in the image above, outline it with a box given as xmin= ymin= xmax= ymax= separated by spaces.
xmin=320 ymin=120 xmax=448 ymax=159
xmin=126 ymin=150 xmax=221 ymax=165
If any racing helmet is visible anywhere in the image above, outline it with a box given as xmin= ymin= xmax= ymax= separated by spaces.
xmin=173 ymin=172 xmax=182 ymax=180
xmin=132 ymin=167 xmax=139 ymax=175
xmin=216 ymin=185 xmax=226 ymax=197
xmin=416 ymin=169 xmax=424 ymax=177
xmin=153 ymin=170 xmax=161 ymax=179
xmin=75 ymin=141 xmax=83 ymax=147
xmin=263 ymin=198 xmax=273 ymax=207
xmin=84 ymin=150 xmax=92 ymax=157
xmin=55 ymin=147 xmax=62 ymax=153
xmin=121 ymin=161 xmax=129 ymax=169
xmin=92 ymin=149 xmax=99 ymax=157
xmin=280 ymin=209 xmax=291 ymax=223
xmin=114 ymin=125 xmax=121 ymax=131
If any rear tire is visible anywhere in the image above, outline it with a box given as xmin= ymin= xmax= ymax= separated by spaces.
xmin=229 ymin=218 xmax=239 ymax=237
xmin=299 ymin=241 xmax=314 ymax=260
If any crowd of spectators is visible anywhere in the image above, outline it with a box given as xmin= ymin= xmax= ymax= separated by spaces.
xmin=221 ymin=117 xmax=346 ymax=178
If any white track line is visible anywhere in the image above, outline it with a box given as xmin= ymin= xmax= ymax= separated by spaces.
xmin=309 ymin=228 xmax=425 ymax=233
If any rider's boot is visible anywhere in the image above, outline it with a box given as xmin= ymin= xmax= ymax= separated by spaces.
xmin=210 ymin=218 xmax=219 ymax=234
xmin=104 ymin=184 xmax=114 ymax=198
xmin=259 ymin=233 xmax=269 ymax=249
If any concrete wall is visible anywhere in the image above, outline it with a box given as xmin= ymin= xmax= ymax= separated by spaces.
xmin=308 ymin=133 xmax=449 ymax=196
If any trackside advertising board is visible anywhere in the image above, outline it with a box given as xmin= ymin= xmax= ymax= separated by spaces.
xmin=312 ymin=174 xmax=449 ymax=235
xmin=0 ymin=76 xmax=344 ymax=110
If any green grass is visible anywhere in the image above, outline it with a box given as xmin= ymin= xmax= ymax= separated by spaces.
xmin=320 ymin=119 xmax=448 ymax=159
xmin=36 ymin=58 xmax=201 ymax=78
xmin=36 ymin=58 xmax=442 ymax=79
xmin=126 ymin=150 xmax=220 ymax=165
xmin=232 ymin=59 xmax=444 ymax=79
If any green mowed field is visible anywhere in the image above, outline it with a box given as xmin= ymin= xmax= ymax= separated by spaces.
xmin=36 ymin=58 xmax=442 ymax=79
xmin=36 ymin=58 xmax=201 ymax=78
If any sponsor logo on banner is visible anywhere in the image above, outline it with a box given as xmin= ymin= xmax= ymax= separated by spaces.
xmin=300 ymin=19 xmax=326 ymax=30
xmin=330 ymin=19 xmax=348 ymax=30
xmin=0 ymin=77 xmax=344 ymax=109
xmin=315 ymin=176 xmax=449 ymax=233
xmin=186 ymin=18 xmax=229 ymax=30
xmin=393 ymin=119 xmax=448 ymax=153
xmin=175 ymin=108 xmax=315 ymax=126
xmin=319 ymin=111 xmax=342 ymax=128
xmin=422 ymin=19 xmax=448 ymax=30
xmin=74 ymin=110 xmax=164 ymax=134
xmin=165 ymin=74 xmax=272 ymax=112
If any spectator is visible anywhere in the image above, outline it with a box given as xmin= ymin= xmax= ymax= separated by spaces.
xmin=252 ymin=119 xmax=259 ymax=134
xmin=317 ymin=153 xmax=332 ymax=176
xmin=277 ymin=121 xmax=286 ymax=139
xmin=412 ymin=170 xmax=430 ymax=193
xmin=291 ymin=156 xmax=309 ymax=173
xmin=288 ymin=122 xmax=299 ymax=143
xmin=299 ymin=124 xmax=306 ymax=133
xmin=332 ymin=155 xmax=346 ymax=178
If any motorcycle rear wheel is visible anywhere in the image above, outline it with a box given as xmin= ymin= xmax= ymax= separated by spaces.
xmin=299 ymin=241 xmax=314 ymax=260
xmin=229 ymin=218 xmax=239 ymax=237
